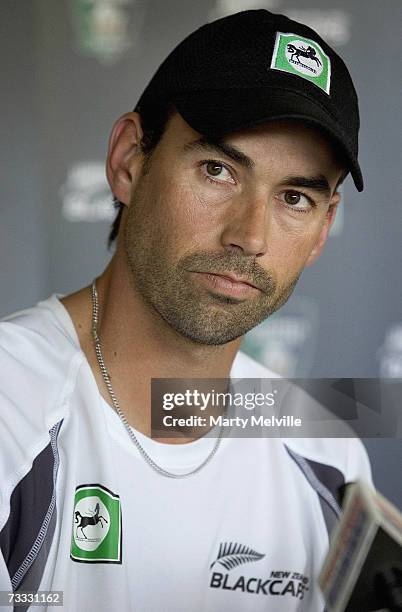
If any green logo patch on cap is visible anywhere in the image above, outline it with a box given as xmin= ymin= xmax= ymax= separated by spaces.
xmin=271 ymin=32 xmax=331 ymax=94
xmin=70 ymin=484 xmax=122 ymax=563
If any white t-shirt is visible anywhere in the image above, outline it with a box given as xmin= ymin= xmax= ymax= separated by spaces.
xmin=0 ymin=296 xmax=372 ymax=611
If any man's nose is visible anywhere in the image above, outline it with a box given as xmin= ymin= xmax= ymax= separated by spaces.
xmin=220 ymin=191 xmax=269 ymax=257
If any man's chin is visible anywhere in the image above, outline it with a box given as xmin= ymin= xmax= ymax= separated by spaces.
xmin=176 ymin=327 xmax=245 ymax=346
xmin=149 ymin=290 xmax=274 ymax=345
xmin=168 ymin=315 xmax=255 ymax=346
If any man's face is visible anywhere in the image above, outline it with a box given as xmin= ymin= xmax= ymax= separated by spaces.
xmin=123 ymin=113 xmax=342 ymax=345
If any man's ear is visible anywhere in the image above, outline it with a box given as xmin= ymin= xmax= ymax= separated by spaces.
xmin=305 ymin=193 xmax=341 ymax=267
xmin=106 ymin=112 xmax=145 ymax=206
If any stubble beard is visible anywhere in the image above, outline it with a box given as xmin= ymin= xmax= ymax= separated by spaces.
xmin=124 ymin=174 xmax=301 ymax=346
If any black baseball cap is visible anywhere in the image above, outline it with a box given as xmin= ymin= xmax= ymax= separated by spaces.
xmin=135 ymin=9 xmax=363 ymax=191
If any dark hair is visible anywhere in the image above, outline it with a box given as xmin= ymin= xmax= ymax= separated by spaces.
xmin=107 ymin=103 xmax=175 ymax=248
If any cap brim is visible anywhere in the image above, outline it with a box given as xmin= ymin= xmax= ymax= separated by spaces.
xmin=173 ymin=88 xmax=363 ymax=192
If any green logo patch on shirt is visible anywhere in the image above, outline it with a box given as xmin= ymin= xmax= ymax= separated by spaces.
xmin=271 ymin=32 xmax=331 ymax=94
xmin=70 ymin=484 xmax=122 ymax=563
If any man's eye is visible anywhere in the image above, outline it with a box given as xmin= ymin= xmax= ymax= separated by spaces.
xmin=202 ymin=161 xmax=235 ymax=184
xmin=281 ymin=190 xmax=314 ymax=211
xmin=206 ymin=162 xmax=224 ymax=176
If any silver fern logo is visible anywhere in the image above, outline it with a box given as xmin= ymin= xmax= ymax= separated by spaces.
xmin=209 ymin=541 xmax=310 ymax=599
xmin=210 ymin=542 xmax=265 ymax=572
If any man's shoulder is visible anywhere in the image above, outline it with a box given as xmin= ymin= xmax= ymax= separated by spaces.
xmin=0 ymin=295 xmax=79 ymax=364
xmin=0 ymin=297 xmax=82 ymax=465
xmin=231 ymin=352 xmax=372 ymax=487
xmin=0 ymin=295 xmax=81 ymax=386
xmin=282 ymin=436 xmax=372 ymax=490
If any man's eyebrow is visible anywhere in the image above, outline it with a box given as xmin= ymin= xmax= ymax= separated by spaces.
xmin=183 ymin=137 xmax=255 ymax=170
xmin=280 ymin=175 xmax=332 ymax=199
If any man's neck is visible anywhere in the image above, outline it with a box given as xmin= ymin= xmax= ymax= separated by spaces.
xmin=60 ymin=256 xmax=241 ymax=441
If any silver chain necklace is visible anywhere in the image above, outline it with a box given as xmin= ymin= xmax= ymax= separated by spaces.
xmin=91 ymin=279 xmax=225 ymax=478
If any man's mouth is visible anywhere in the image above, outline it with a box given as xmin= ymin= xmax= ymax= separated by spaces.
xmin=189 ymin=271 xmax=261 ymax=299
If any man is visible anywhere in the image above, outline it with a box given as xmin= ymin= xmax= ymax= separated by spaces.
xmin=0 ymin=9 xmax=371 ymax=612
